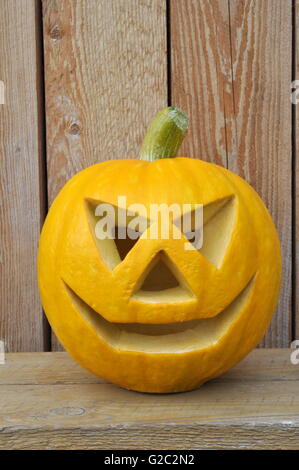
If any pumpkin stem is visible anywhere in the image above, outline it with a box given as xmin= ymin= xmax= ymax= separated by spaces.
xmin=140 ymin=107 xmax=188 ymax=161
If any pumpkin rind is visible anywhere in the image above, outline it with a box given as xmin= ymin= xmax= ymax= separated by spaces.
xmin=38 ymin=157 xmax=281 ymax=393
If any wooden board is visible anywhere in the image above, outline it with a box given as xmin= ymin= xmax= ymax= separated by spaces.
xmin=0 ymin=0 xmax=48 ymax=351
xmin=0 ymin=0 xmax=295 ymax=353
xmin=0 ymin=349 xmax=298 ymax=449
xmin=42 ymin=0 xmax=168 ymax=350
xmin=229 ymin=0 xmax=292 ymax=347
xmin=296 ymin=0 xmax=299 ymax=341
xmin=171 ymin=0 xmax=293 ymax=347
xmin=0 ymin=349 xmax=296 ymax=385
xmin=171 ymin=0 xmax=233 ymax=166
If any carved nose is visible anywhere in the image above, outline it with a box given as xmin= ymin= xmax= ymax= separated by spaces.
xmin=131 ymin=250 xmax=195 ymax=304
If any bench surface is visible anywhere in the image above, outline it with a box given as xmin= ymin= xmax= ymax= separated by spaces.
xmin=0 ymin=349 xmax=298 ymax=449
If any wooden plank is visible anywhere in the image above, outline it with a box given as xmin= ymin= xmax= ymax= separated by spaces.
xmin=42 ymin=0 xmax=167 ymax=350
xmin=0 ymin=350 xmax=298 ymax=449
xmin=0 ymin=349 xmax=296 ymax=385
xmin=295 ymin=0 xmax=299 ymax=342
xmin=171 ymin=0 xmax=292 ymax=347
xmin=0 ymin=352 xmax=101 ymax=385
xmin=0 ymin=0 xmax=48 ymax=351
xmin=171 ymin=0 xmax=233 ymax=166
xmin=228 ymin=0 xmax=292 ymax=347
xmin=1 ymin=382 xmax=298 ymax=450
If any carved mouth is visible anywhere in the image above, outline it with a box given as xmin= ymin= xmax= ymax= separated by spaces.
xmin=65 ymin=276 xmax=255 ymax=354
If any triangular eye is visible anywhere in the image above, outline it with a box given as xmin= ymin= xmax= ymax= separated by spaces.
xmin=174 ymin=206 xmax=203 ymax=251
xmin=85 ymin=199 xmax=149 ymax=269
xmin=113 ymin=226 xmax=142 ymax=261
xmin=200 ymin=196 xmax=236 ymax=267
xmin=175 ymin=196 xmax=236 ymax=267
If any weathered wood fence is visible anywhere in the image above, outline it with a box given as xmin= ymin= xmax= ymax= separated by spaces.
xmin=0 ymin=0 xmax=297 ymax=350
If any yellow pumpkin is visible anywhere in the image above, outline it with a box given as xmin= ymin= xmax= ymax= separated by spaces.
xmin=38 ymin=107 xmax=281 ymax=393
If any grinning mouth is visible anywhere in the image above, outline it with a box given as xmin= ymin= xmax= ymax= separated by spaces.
xmin=64 ymin=276 xmax=255 ymax=354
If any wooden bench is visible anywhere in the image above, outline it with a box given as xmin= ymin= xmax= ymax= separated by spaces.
xmin=0 ymin=349 xmax=298 ymax=449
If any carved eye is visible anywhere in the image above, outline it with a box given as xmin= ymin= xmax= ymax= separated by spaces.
xmin=200 ymin=197 xmax=236 ymax=267
xmin=85 ymin=199 xmax=149 ymax=269
xmin=175 ymin=196 xmax=236 ymax=267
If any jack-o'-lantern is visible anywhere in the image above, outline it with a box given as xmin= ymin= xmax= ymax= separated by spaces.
xmin=38 ymin=107 xmax=281 ymax=393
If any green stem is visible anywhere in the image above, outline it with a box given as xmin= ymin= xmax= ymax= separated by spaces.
xmin=140 ymin=107 xmax=188 ymax=161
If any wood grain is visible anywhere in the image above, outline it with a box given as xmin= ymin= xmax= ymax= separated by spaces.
xmin=228 ymin=0 xmax=292 ymax=347
xmin=171 ymin=0 xmax=292 ymax=347
xmin=0 ymin=349 xmax=298 ymax=449
xmin=295 ymin=0 xmax=299 ymax=341
xmin=171 ymin=0 xmax=234 ymax=166
xmin=42 ymin=0 xmax=167 ymax=350
xmin=0 ymin=0 xmax=48 ymax=351
xmin=0 ymin=349 xmax=296 ymax=385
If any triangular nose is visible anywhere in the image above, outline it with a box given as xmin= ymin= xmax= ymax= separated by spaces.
xmin=132 ymin=251 xmax=195 ymax=303
xmin=140 ymin=256 xmax=179 ymax=291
